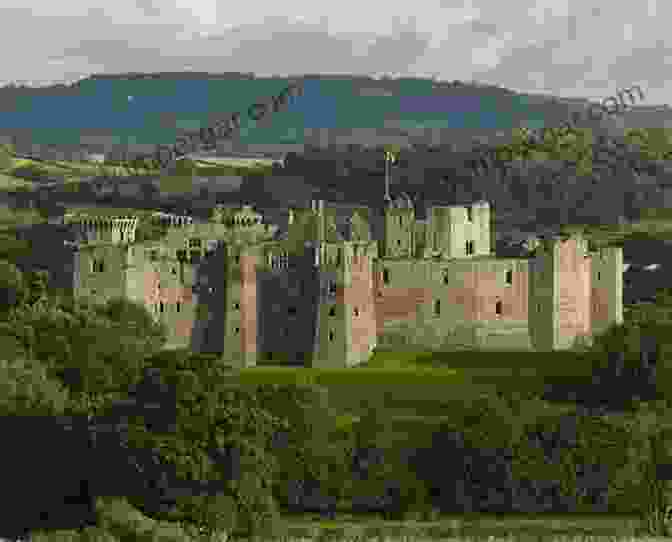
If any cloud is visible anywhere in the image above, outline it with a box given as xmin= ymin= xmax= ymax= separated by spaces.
xmin=0 ymin=0 xmax=669 ymax=107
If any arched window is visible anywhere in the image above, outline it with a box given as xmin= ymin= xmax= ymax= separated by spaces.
xmin=495 ymin=300 xmax=503 ymax=316
xmin=434 ymin=299 xmax=441 ymax=316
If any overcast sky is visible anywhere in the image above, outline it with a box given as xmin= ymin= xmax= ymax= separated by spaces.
xmin=0 ymin=0 xmax=668 ymax=106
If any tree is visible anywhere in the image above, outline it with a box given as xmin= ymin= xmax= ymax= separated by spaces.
xmin=0 ymin=259 xmax=27 ymax=312
xmin=0 ymin=143 xmax=16 ymax=171
xmin=607 ymin=400 xmax=672 ymax=535
xmin=118 ymin=358 xmax=286 ymax=539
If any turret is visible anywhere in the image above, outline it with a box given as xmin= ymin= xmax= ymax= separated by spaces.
xmin=313 ymin=241 xmax=377 ymax=368
xmin=382 ymin=193 xmax=415 ymax=258
xmin=424 ymin=201 xmax=490 ymax=259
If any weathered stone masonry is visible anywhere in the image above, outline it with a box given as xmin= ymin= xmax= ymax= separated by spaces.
xmin=29 ymin=197 xmax=623 ymax=368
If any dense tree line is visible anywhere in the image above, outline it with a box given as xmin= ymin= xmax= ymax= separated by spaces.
xmin=2 ymin=242 xmax=672 ymax=540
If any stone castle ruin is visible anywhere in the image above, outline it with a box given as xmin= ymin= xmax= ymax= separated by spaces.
xmin=23 ymin=196 xmax=623 ymax=368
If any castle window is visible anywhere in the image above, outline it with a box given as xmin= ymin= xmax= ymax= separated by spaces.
xmin=120 ymin=231 xmax=125 ymax=241
xmin=159 ymin=302 xmax=164 ymax=313
xmin=176 ymin=249 xmax=187 ymax=262
xmin=597 ymin=271 xmax=601 ymax=280
xmin=537 ymin=303 xmax=541 ymax=313
xmin=329 ymin=330 xmax=334 ymax=342
xmin=329 ymin=306 xmax=336 ymax=316
xmin=234 ymin=327 xmax=240 ymax=334
xmin=443 ymin=271 xmax=449 ymax=285
xmin=172 ymin=268 xmax=177 ymax=275
xmin=467 ymin=207 xmax=473 ymax=222
xmin=466 ymin=240 xmax=474 ymax=255
xmin=397 ymin=239 xmax=401 ymax=246
xmin=235 ymin=255 xmax=240 ymax=264
xmin=234 ymin=302 xmax=240 ymax=310
xmin=434 ymin=299 xmax=441 ymax=316
xmin=176 ymin=302 xmax=181 ymax=313
xmin=495 ymin=300 xmax=503 ymax=316
xmin=505 ymin=269 xmax=513 ymax=285
xmin=383 ymin=268 xmax=390 ymax=285
xmin=354 ymin=307 xmax=359 ymax=316
xmin=189 ymin=238 xmax=201 ymax=248
xmin=399 ymin=216 xmax=403 ymax=227
xmin=288 ymin=306 xmax=297 ymax=315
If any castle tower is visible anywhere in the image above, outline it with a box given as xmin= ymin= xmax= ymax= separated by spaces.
xmin=312 ymin=240 xmax=377 ymax=368
xmin=382 ymin=193 xmax=415 ymax=258
xmin=218 ymin=243 xmax=260 ymax=368
xmin=528 ymin=234 xmax=592 ymax=350
xmin=65 ymin=214 xmax=139 ymax=305
xmin=424 ymin=201 xmax=491 ymax=259
xmin=590 ymin=245 xmax=624 ymax=338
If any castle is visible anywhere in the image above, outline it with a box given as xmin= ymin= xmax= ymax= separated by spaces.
xmin=23 ymin=195 xmax=623 ymax=368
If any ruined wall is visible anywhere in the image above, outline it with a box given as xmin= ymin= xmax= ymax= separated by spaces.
xmin=74 ymin=244 xmax=128 ymax=304
xmin=344 ymin=249 xmax=377 ymax=361
xmin=313 ymin=242 xmax=377 ymax=368
xmin=556 ymin=238 xmax=592 ymax=349
xmin=373 ymin=257 xmax=531 ymax=351
xmin=529 ymin=237 xmax=593 ymax=351
xmin=425 ymin=203 xmax=490 ymax=259
xmin=257 ymin=247 xmax=318 ymax=365
xmin=382 ymin=206 xmax=415 ymax=258
xmin=591 ymin=245 xmax=624 ymax=338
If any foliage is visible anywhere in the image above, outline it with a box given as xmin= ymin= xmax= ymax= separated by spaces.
xmin=606 ymin=399 xmax=672 ymax=535
xmin=0 ymin=357 xmax=71 ymax=417
xmin=0 ymin=295 xmax=166 ymax=417
xmin=118 ymin=359 xmax=286 ymax=539
xmin=255 ymin=383 xmax=352 ymax=514
xmin=0 ymin=259 xmax=27 ymax=311
xmin=0 ymin=143 xmax=16 ymax=170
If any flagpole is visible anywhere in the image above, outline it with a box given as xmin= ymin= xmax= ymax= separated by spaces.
xmin=384 ymin=149 xmax=392 ymax=203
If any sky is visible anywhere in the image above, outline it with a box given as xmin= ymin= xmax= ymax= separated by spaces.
xmin=0 ymin=0 xmax=668 ymax=106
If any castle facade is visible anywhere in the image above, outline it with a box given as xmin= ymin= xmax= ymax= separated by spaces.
xmin=25 ymin=197 xmax=623 ymax=368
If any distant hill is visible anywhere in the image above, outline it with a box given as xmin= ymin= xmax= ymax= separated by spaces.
xmin=1 ymin=73 xmax=669 ymax=161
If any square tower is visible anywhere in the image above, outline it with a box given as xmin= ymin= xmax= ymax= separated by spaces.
xmin=425 ymin=201 xmax=491 ymax=259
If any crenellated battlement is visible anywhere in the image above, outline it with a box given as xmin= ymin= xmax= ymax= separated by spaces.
xmin=64 ymin=213 xmax=138 ymax=245
xmin=41 ymin=197 xmax=622 ymax=367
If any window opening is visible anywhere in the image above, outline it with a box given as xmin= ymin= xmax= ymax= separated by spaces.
xmin=234 ymin=302 xmax=240 ymax=309
xmin=329 ymin=306 xmax=336 ymax=316
xmin=467 ymin=207 xmax=473 ymax=222
xmin=234 ymin=327 xmax=240 ymax=334
xmin=383 ymin=269 xmax=390 ymax=285
xmin=495 ymin=300 xmax=503 ymax=316
xmin=505 ymin=269 xmax=513 ymax=285
xmin=176 ymin=302 xmax=181 ymax=313
xmin=466 ymin=240 xmax=474 ymax=255
xmin=434 ymin=299 xmax=441 ymax=316
xmin=354 ymin=307 xmax=359 ymax=316
xmin=329 ymin=330 xmax=334 ymax=342
xmin=288 ymin=307 xmax=297 ymax=315
xmin=159 ymin=302 xmax=164 ymax=313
